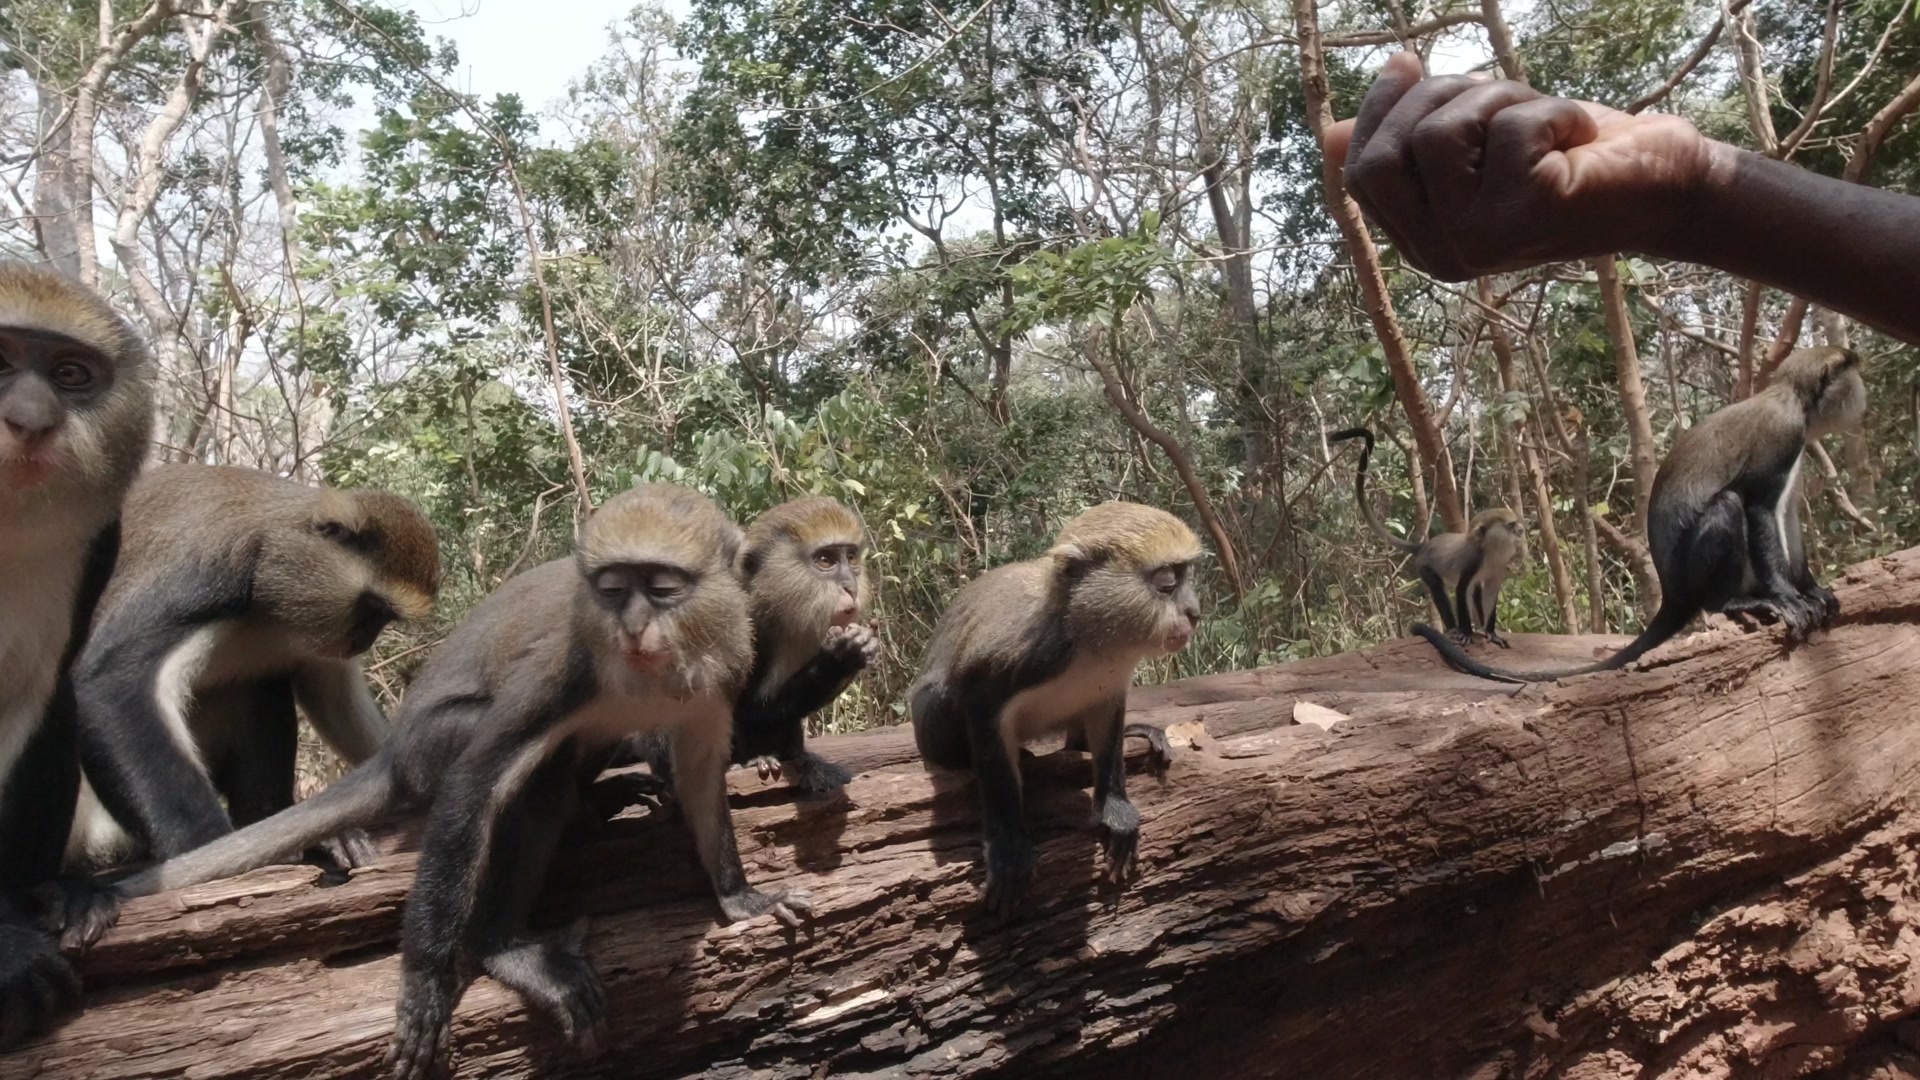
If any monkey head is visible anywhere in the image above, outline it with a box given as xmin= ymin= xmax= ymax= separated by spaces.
xmin=738 ymin=496 xmax=870 ymax=640
xmin=1049 ymin=501 xmax=1204 ymax=657
xmin=1468 ymin=507 xmax=1523 ymax=555
xmin=254 ymin=485 xmax=441 ymax=659
xmin=576 ymin=483 xmax=753 ymax=700
xmin=0 ymin=262 xmax=154 ymax=508
xmin=1775 ymin=346 xmax=1867 ymax=441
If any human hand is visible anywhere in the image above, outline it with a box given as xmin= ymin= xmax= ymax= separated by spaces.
xmin=1322 ymin=52 xmax=1722 ymax=279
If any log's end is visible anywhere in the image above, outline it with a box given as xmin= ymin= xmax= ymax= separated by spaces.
xmin=13 ymin=549 xmax=1920 ymax=1080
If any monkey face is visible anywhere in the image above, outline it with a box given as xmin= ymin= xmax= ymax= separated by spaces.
xmin=257 ymin=490 xmax=440 ymax=660
xmin=0 ymin=327 xmax=116 ymax=493
xmin=591 ymin=563 xmax=692 ymax=674
xmin=1064 ymin=557 xmax=1203 ymax=657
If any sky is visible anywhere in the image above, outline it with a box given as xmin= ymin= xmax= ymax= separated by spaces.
xmin=396 ymin=0 xmax=683 ymax=115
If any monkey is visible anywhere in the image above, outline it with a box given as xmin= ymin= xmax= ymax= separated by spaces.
xmin=0 ymin=261 xmax=154 ymax=1046
xmin=909 ymin=501 xmax=1200 ymax=918
xmin=52 ymin=483 xmax=811 ymax=1080
xmin=1417 ymin=346 xmax=1867 ymax=683
xmin=1329 ymin=427 xmax=1524 ymax=647
xmin=60 ymin=464 xmax=440 ymax=879
xmin=618 ymin=495 xmax=880 ymax=799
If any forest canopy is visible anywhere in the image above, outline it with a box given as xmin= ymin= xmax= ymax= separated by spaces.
xmin=3 ymin=0 xmax=1915 ymax=754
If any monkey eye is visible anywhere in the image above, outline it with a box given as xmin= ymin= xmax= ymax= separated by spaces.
xmin=813 ymin=550 xmax=837 ymax=572
xmin=49 ymin=358 xmax=95 ymax=391
xmin=1149 ymin=566 xmax=1179 ymax=594
xmin=594 ymin=568 xmax=630 ymax=599
xmin=645 ymin=570 xmax=687 ymax=601
xmin=315 ymin=520 xmax=356 ymax=544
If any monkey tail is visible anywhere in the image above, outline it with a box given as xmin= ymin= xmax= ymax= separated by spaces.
xmin=115 ymin=758 xmax=398 ymax=899
xmin=1328 ymin=427 xmax=1421 ymax=555
xmin=1411 ymin=602 xmax=1695 ymax=684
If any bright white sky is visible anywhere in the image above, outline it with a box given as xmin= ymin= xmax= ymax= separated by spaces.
xmin=397 ymin=0 xmax=685 ymax=114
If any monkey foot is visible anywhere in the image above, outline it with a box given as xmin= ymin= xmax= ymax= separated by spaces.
xmin=309 ymin=828 xmax=380 ymax=876
xmin=1121 ymin=723 xmax=1173 ymax=777
xmin=0 ymin=921 xmax=80 ymax=1049
xmin=34 ymin=878 xmax=121 ymax=951
xmin=982 ymin=844 xmax=1036 ymax=920
xmin=482 ymin=923 xmax=608 ymax=1059
xmin=1096 ymin=796 xmax=1142 ymax=885
xmin=719 ymin=887 xmax=812 ymax=928
xmin=1723 ymin=595 xmax=1819 ymax=639
xmin=386 ymin=972 xmax=456 ymax=1080
xmin=1486 ymin=631 xmax=1512 ymax=649
xmin=783 ymin=752 xmax=854 ymax=795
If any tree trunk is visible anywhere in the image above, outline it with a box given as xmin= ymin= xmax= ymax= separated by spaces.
xmin=1592 ymin=257 xmax=1659 ymax=539
xmin=11 ymin=549 xmax=1920 ymax=1080
xmin=1294 ymin=0 xmax=1465 ymax=534
xmin=1482 ymin=281 xmax=1578 ymax=630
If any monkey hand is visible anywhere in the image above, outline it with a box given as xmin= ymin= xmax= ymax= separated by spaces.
xmin=34 ymin=878 xmax=122 ymax=951
xmin=1324 ymin=52 xmax=1717 ymax=282
xmin=1095 ymin=795 xmax=1142 ymax=886
xmin=0 ymin=921 xmax=80 ymax=1049
xmin=982 ymin=839 xmax=1036 ymax=920
xmin=782 ymin=751 xmax=855 ymax=795
xmin=1804 ymin=583 xmax=1841 ymax=625
xmin=747 ymin=754 xmax=783 ymax=783
xmin=718 ymin=886 xmax=812 ymax=928
xmin=1486 ymin=630 xmax=1512 ymax=649
xmin=311 ymin=828 xmax=380 ymax=874
xmin=1723 ymin=594 xmax=1821 ymax=639
xmin=820 ymin=621 xmax=882 ymax=674
xmin=387 ymin=967 xmax=458 ymax=1080
xmin=1446 ymin=626 xmax=1474 ymax=647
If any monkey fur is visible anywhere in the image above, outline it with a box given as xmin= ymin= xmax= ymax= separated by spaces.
xmin=1329 ymin=427 xmax=1523 ymax=647
xmin=59 ymin=483 xmax=811 ymax=1080
xmin=910 ymin=501 xmax=1200 ymax=918
xmin=62 ymin=463 xmax=440 ymax=881
xmin=1417 ymin=346 xmax=1867 ymax=683
xmin=0 ymin=261 xmax=154 ymax=1046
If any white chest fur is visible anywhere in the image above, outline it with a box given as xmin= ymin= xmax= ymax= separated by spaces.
xmin=0 ymin=527 xmax=88 ymax=802
xmin=1000 ymin=650 xmax=1143 ymax=745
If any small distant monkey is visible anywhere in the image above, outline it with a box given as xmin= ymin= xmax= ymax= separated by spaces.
xmin=910 ymin=501 xmax=1200 ymax=917
xmin=61 ymin=484 xmax=811 ymax=1080
xmin=1419 ymin=346 xmax=1867 ymax=682
xmin=1329 ymin=427 xmax=1523 ymax=646
xmin=622 ymin=495 xmax=880 ymax=796
xmin=63 ymin=464 xmax=440 ymax=875
xmin=0 ymin=262 xmax=153 ymax=1045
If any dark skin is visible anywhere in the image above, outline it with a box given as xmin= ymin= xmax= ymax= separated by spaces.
xmin=1323 ymin=52 xmax=1920 ymax=347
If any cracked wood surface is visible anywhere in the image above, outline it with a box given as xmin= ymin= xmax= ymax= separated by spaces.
xmin=6 ymin=550 xmax=1920 ymax=1080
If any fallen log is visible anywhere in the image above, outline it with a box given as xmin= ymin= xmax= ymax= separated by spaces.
xmin=7 ymin=549 xmax=1920 ymax=1080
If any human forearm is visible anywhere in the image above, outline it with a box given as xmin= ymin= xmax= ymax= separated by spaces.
xmin=1660 ymin=144 xmax=1920 ymax=346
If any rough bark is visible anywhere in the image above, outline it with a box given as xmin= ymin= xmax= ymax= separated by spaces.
xmin=10 ymin=549 xmax=1920 ymax=1080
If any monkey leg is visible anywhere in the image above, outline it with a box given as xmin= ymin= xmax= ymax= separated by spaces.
xmin=1710 ymin=492 xmax=1820 ymax=637
xmin=779 ymin=751 xmax=855 ymax=795
xmin=208 ymin=681 xmax=298 ymax=829
xmin=1064 ymin=723 xmax=1171 ymax=778
xmin=672 ymin=712 xmax=811 ymax=927
xmin=1418 ymin=568 xmax=1462 ymax=639
xmin=1085 ymin=699 xmax=1142 ymax=886
xmin=909 ymin=680 xmax=970 ymax=771
xmin=479 ymin=921 xmax=608 ymax=1061
xmin=971 ymin=700 xmax=1036 ymax=918
xmin=1478 ymin=584 xmax=1511 ymax=648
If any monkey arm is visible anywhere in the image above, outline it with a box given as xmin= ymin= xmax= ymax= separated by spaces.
xmin=1085 ymin=698 xmax=1140 ymax=885
xmin=290 ymin=660 xmax=389 ymax=765
xmin=671 ymin=706 xmax=811 ymax=925
xmin=965 ymin=693 xmax=1035 ymax=919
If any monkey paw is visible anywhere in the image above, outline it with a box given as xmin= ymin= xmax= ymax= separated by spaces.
xmin=982 ymin=843 xmax=1036 ymax=920
xmin=1724 ymin=595 xmax=1819 ymax=639
xmin=386 ymin=972 xmax=456 ymax=1080
xmin=1486 ymin=631 xmax=1512 ymax=649
xmin=785 ymin=752 xmax=854 ymax=795
xmin=747 ymin=754 xmax=784 ymax=782
xmin=34 ymin=878 xmax=121 ymax=951
xmin=312 ymin=828 xmax=380 ymax=873
xmin=1121 ymin=723 xmax=1173 ymax=778
xmin=1446 ymin=627 xmax=1474 ymax=646
xmin=1095 ymin=796 xmax=1142 ymax=885
xmin=821 ymin=621 xmax=883 ymax=671
xmin=1805 ymin=584 xmax=1841 ymax=625
xmin=719 ymin=887 xmax=812 ymax=928
xmin=0 ymin=921 xmax=80 ymax=1049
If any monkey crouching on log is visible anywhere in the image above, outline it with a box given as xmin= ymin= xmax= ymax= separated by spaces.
xmin=59 ymin=483 xmax=811 ymax=1080
xmin=1330 ymin=427 xmax=1523 ymax=647
xmin=910 ymin=501 xmax=1200 ymax=918
xmin=60 ymin=463 xmax=440 ymax=889
xmin=1418 ymin=346 xmax=1867 ymax=682
xmin=622 ymin=495 xmax=881 ymax=798
xmin=0 ymin=262 xmax=153 ymax=1045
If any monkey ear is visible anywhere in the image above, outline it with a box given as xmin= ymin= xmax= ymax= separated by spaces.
xmin=721 ymin=524 xmax=746 ymax=570
xmin=739 ymin=548 xmax=764 ymax=581
xmin=1048 ymin=540 xmax=1098 ymax=574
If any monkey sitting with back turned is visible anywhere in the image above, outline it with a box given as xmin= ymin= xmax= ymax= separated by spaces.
xmin=910 ymin=501 xmax=1200 ymax=918
xmin=1330 ymin=427 xmax=1523 ymax=647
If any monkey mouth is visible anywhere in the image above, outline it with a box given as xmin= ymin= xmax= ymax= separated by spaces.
xmin=0 ymin=455 xmax=56 ymax=489
xmin=624 ymin=648 xmax=674 ymax=674
xmin=1161 ymin=630 xmax=1194 ymax=654
xmin=830 ymin=607 xmax=859 ymax=628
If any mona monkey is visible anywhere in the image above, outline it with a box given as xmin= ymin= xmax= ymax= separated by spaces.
xmin=1329 ymin=427 xmax=1523 ymax=647
xmin=62 ymin=464 xmax=440 ymax=876
xmin=57 ymin=483 xmax=811 ymax=1080
xmin=0 ymin=262 xmax=153 ymax=1045
xmin=622 ymin=495 xmax=880 ymax=796
xmin=1419 ymin=346 xmax=1867 ymax=683
xmin=910 ymin=502 xmax=1200 ymax=917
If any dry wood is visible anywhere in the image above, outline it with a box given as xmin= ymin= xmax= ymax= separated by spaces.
xmin=8 ymin=550 xmax=1920 ymax=1080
